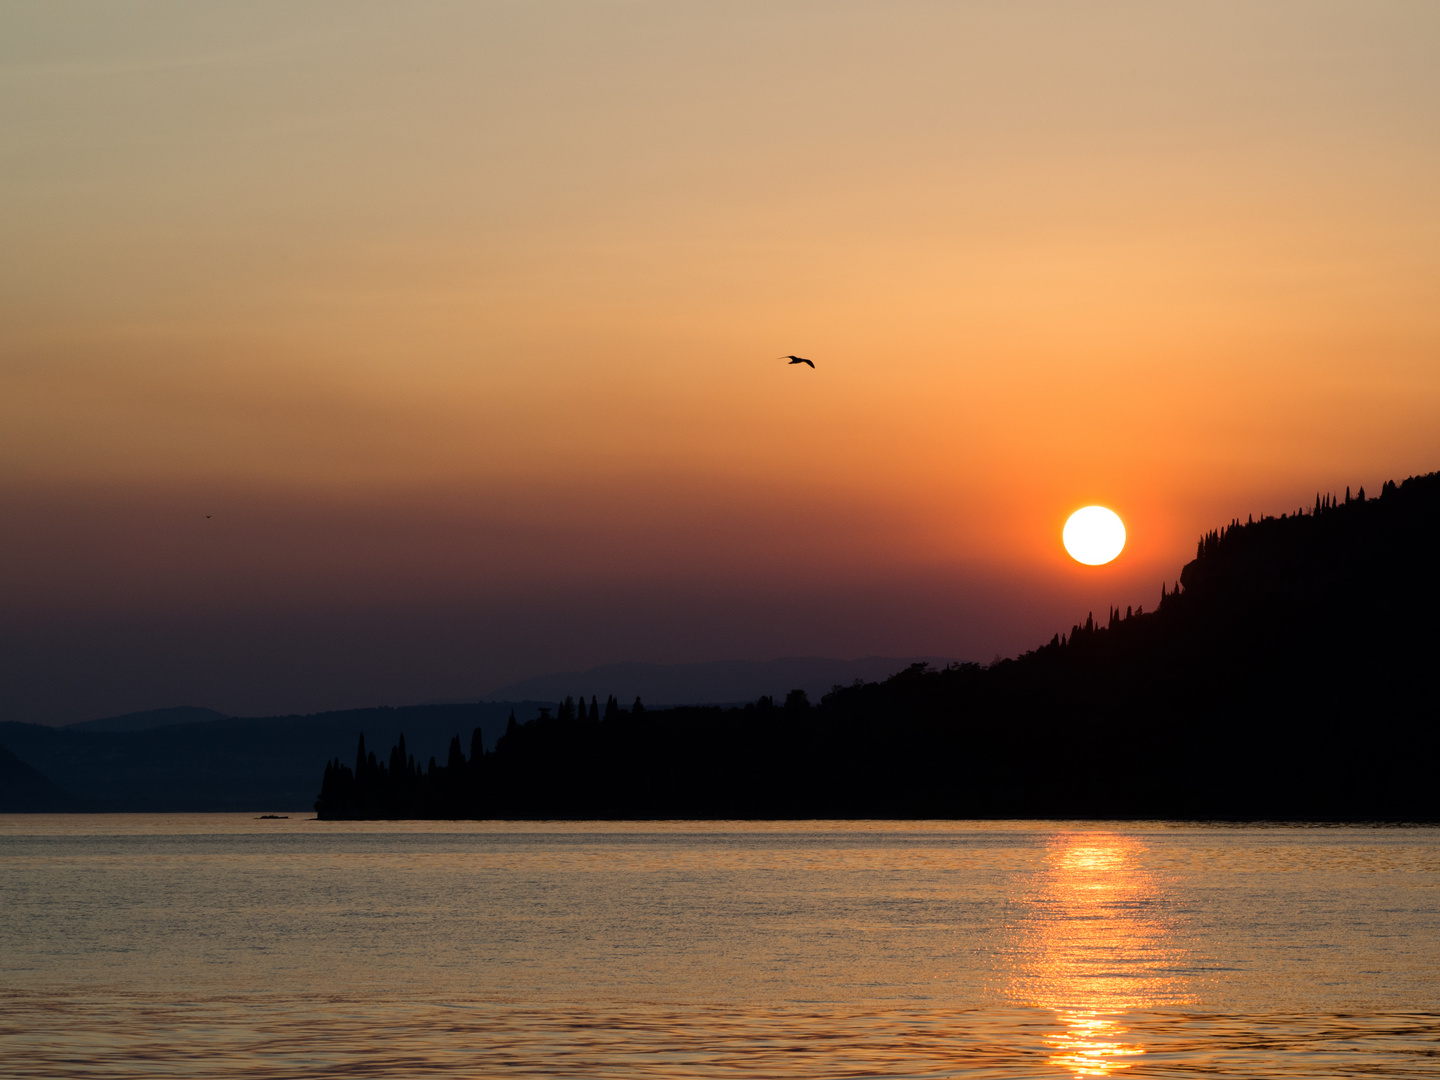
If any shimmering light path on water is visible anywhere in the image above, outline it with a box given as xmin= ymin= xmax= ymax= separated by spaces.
xmin=2 ymin=818 xmax=1438 ymax=1077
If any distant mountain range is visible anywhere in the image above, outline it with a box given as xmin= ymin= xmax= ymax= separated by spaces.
xmin=0 ymin=657 xmax=946 ymax=812
xmin=0 ymin=702 xmax=545 ymax=812
xmin=63 ymin=706 xmax=231 ymax=733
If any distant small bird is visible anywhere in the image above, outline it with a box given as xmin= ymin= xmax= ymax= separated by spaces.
xmin=780 ymin=355 xmax=815 ymax=368
xmin=205 ymin=515 xmax=211 ymax=519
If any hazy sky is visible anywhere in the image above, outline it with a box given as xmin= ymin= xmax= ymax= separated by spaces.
xmin=3 ymin=2 xmax=1438 ymax=721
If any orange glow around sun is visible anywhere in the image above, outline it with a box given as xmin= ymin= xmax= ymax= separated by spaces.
xmin=0 ymin=4 xmax=1437 ymax=705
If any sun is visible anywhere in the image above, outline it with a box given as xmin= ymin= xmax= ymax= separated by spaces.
xmin=1063 ymin=506 xmax=1126 ymax=566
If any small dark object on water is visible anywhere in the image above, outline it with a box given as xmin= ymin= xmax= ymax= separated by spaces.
xmin=257 ymin=814 xmax=288 ymax=819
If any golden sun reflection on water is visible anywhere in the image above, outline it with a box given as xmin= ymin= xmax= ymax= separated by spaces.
xmin=1007 ymin=834 xmax=1193 ymax=1077
xmin=1047 ymin=1013 xmax=1145 ymax=1077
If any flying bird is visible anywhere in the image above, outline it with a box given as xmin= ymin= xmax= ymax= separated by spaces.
xmin=780 ymin=355 xmax=815 ymax=368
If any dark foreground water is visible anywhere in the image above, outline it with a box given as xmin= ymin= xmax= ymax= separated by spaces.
xmin=1 ymin=817 xmax=1437 ymax=1078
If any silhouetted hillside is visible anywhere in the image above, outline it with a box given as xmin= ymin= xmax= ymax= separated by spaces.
xmin=484 ymin=657 xmax=956 ymax=709
xmin=318 ymin=472 xmax=1440 ymax=820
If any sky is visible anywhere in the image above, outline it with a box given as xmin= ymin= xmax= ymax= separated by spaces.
xmin=3 ymin=1 xmax=1438 ymax=723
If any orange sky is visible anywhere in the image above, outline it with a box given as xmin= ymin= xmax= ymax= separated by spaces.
xmin=2 ymin=2 xmax=1438 ymax=720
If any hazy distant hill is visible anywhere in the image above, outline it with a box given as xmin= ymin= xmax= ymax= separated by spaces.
xmin=64 ymin=706 xmax=231 ymax=733
xmin=0 ymin=702 xmax=550 ymax=812
xmin=0 ymin=743 xmax=80 ymax=812
xmin=484 ymin=656 xmax=956 ymax=709
xmin=0 ymin=656 xmax=950 ymax=812
xmin=320 ymin=471 xmax=1440 ymax=821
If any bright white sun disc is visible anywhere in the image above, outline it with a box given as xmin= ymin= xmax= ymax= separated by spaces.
xmin=1063 ymin=506 xmax=1126 ymax=565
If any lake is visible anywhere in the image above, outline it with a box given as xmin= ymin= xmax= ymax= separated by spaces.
xmin=2 ymin=817 xmax=1437 ymax=1077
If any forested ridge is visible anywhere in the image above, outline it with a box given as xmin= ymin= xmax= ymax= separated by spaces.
xmin=316 ymin=473 xmax=1440 ymax=820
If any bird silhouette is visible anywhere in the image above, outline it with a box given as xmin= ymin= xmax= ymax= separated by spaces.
xmin=780 ymin=355 xmax=815 ymax=368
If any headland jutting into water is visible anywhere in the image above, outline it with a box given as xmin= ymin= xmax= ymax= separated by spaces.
xmin=316 ymin=471 xmax=1440 ymax=821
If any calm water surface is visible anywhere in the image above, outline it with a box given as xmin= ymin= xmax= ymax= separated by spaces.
xmin=1 ymin=817 xmax=1437 ymax=1077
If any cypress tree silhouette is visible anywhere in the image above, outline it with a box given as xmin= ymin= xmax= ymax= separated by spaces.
xmin=316 ymin=723 xmax=492 ymax=819
xmin=468 ymin=726 xmax=485 ymax=814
